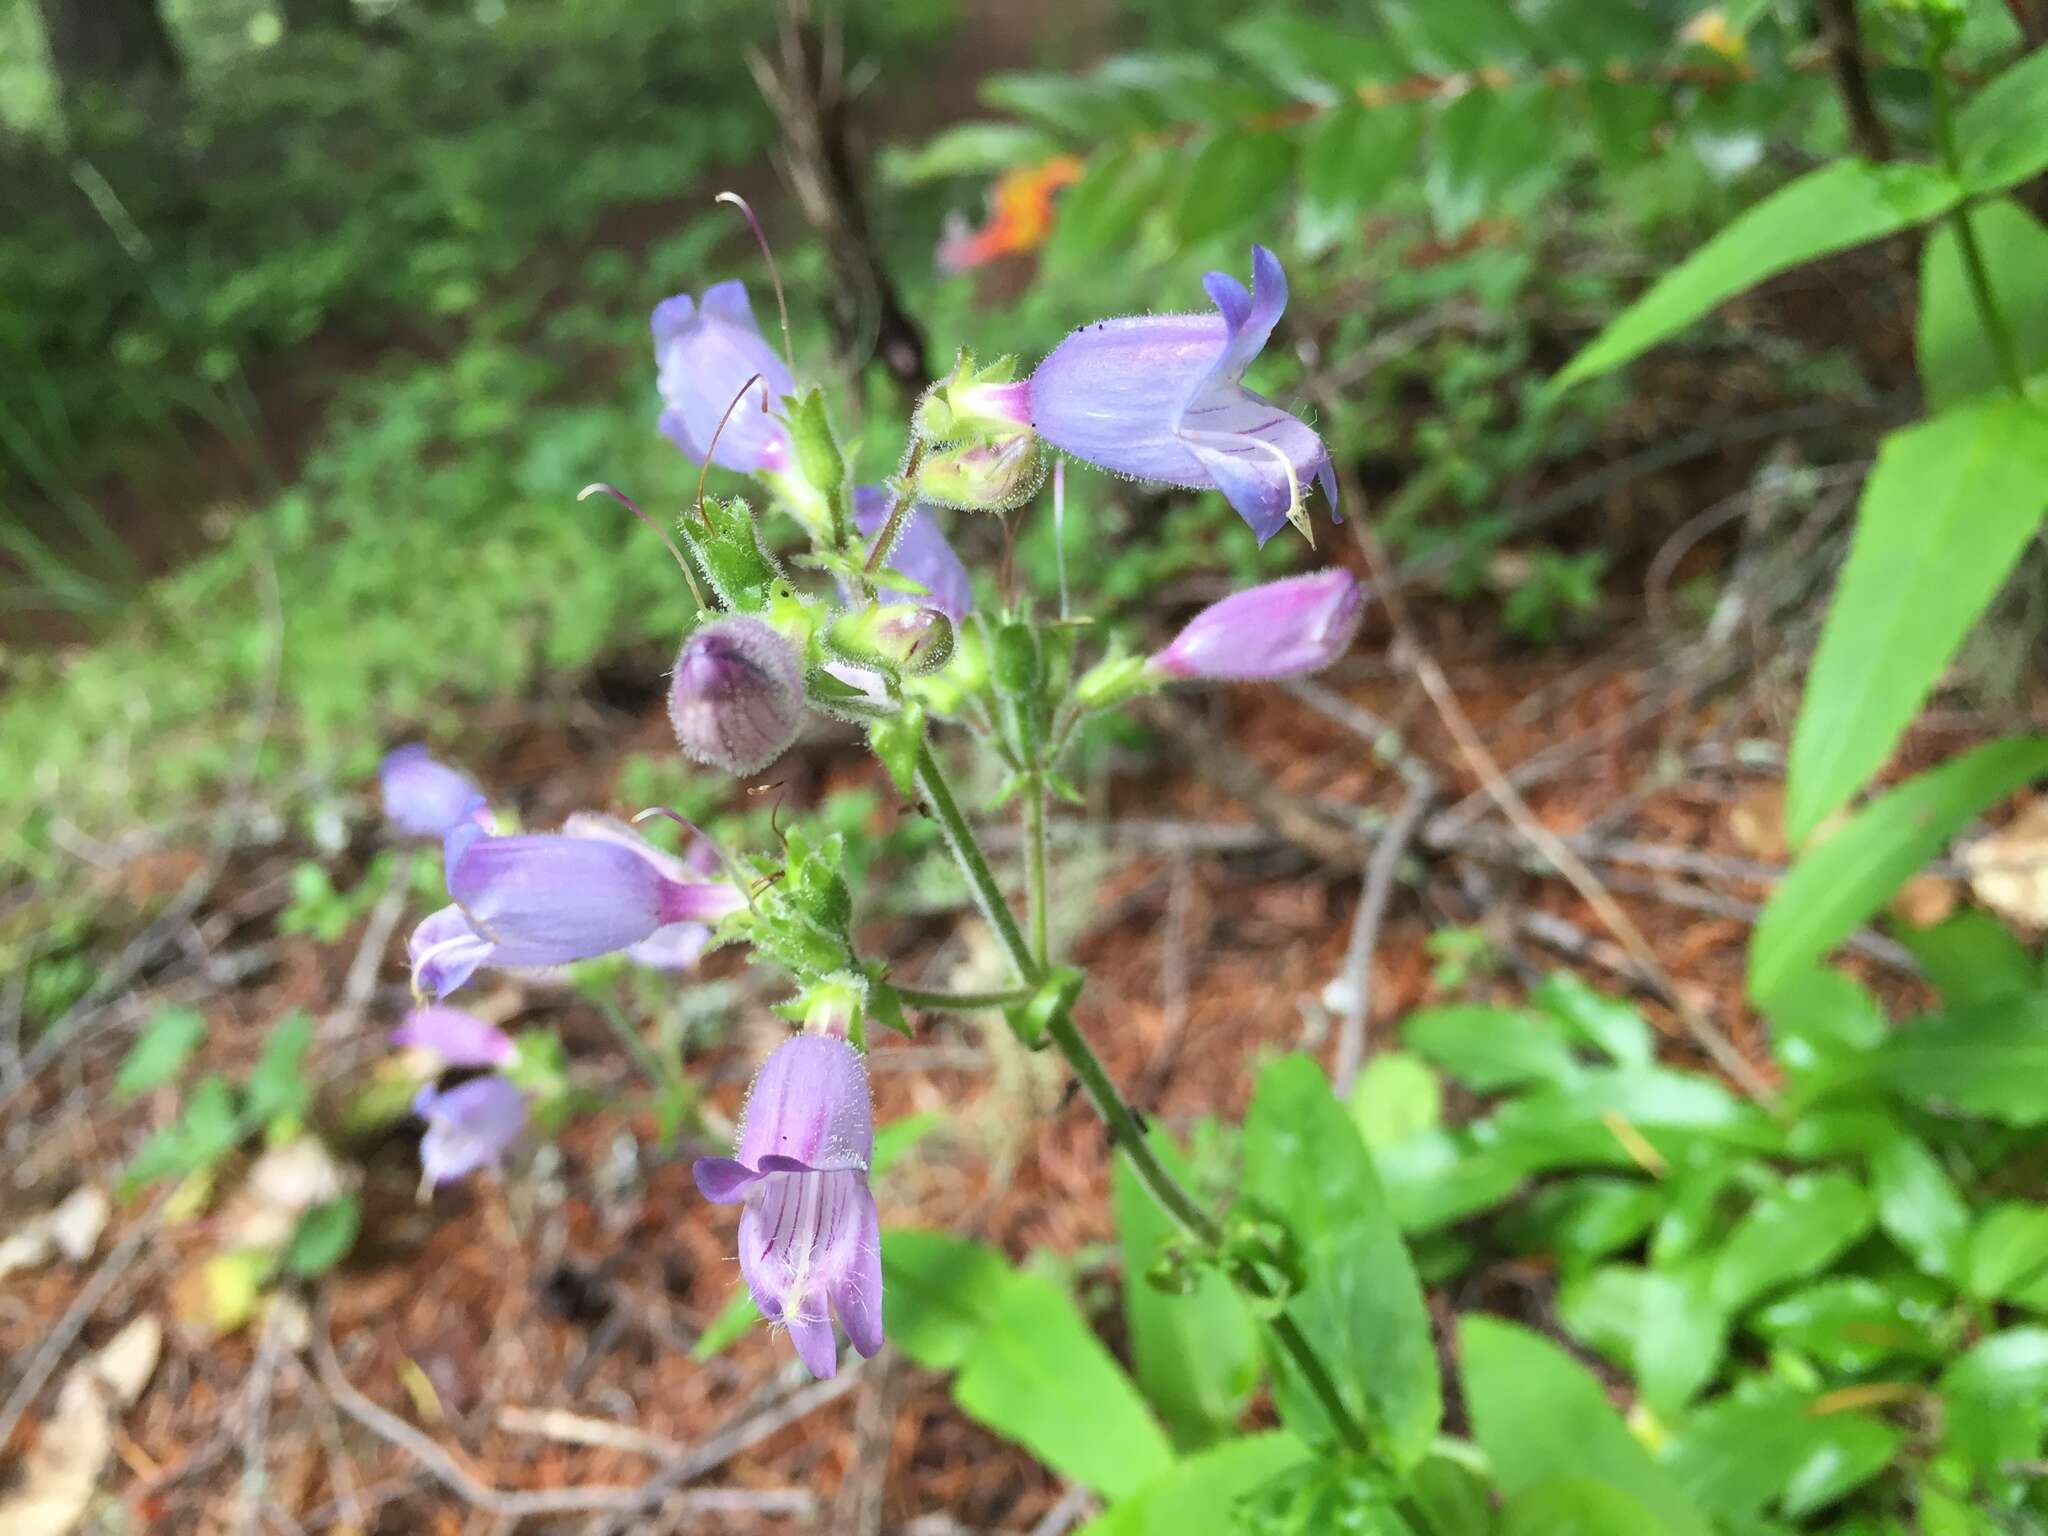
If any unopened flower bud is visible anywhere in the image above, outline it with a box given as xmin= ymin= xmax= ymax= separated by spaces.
xmin=914 ymin=351 xmax=1034 ymax=446
xmin=917 ymin=432 xmax=1046 ymax=513
xmin=1148 ymin=569 xmax=1365 ymax=682
xmin=669 ymin=615 xmax=806 ymax=776
xmin=828 ymin=604 xmax=953 ymax=674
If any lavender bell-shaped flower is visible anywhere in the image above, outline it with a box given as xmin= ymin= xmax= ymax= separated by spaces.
xmin=652 ymin=282 xmax=795 ymax=474
xmin=1149 ymin=568 xmax=1366 ymax=682
xmin=408 ymin=825 xmax=744 ymax=999
xmin=381 ymin=745 xmax=490 ymax=838
xmin=561 ymin=812 xmax=724 ymax=972
xmin=852 ymin=486 xmax=973 ymax=623
xmin=414 ymin=1076 xmax=527 ymax=1187
xmin=669 ymin=614 xmax=807 ymax=776
xmin=1015 ymin=245 xmax=1337 ymax=546
xmin=693 ymin=1034 xmax=883 ymax=1379
xmin=391 ymin=1006 xmax=518 ymax=1068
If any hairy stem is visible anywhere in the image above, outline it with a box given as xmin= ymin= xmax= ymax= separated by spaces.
xmin=915 ymin=738 xmax=1373 ymax=1456
xmin=1024 ymin=773 xmax=1051 ymax=970
xmin=891 ymin=983 xmax=1037 ymax=1010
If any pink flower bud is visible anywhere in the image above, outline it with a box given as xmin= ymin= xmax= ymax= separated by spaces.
xmin=668 ymin=615 xmax=806 ymax=776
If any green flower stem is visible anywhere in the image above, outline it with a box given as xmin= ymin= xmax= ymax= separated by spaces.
xmin=891 ymin=983 xmax=1038 ymax=1010
xmin=1024 ymin=772 xmax=1051 ymax=970
xmin=1928 ymin=42 xmax=2026 ymax=394
xmin=595 ymin=993 xmax=671 ymax=1092
xmin=914 ymin=737 xmax=1373 ymax=1457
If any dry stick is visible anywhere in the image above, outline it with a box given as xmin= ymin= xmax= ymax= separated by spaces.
xmin=1346 ymin=512 xmax=1778 ymax=1102
xmin=0 ymin=1185 xmax=171 ymax=1452
xmin=1029 ymin=1485 xmax=1100 ymax=1536
xmin=1818 ymin=0 xmax=1894 ymax=161
xmin=1331 ymin=775 xmax=1437 ymax=1099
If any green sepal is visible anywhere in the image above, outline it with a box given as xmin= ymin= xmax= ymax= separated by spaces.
xmin=675 ymin=495 xmax=781 ymax=612
xmin=991 ymin=619 xmax=1041 ymax=698
xmin=1046 ymin=771 xmax=1084 ymax=806
xmin=1075 ymin=648 xmax=1154 ymax=711
xmin=870 ymin=701 xmax=927 ymax=798
xmin=1001 ymin=963 xmax=1083 ymax=1049
xmin=786 ymin=389 xmax=851 ymax=537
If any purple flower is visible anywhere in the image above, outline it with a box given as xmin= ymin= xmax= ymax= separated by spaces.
xmin=1027 ymin=246 xmax=1336 ymax=545
xmin=653 ymin=281 xmax=795 ymax=474
xmin=380 ymin=745 xmax=489 ymax=838
xmin=391 ymin=1006 xmax=518 ymax=1068
xmin=414 ymin=1076 xmax=527 ymax=1186
xmin=560 ymin=813 xmax=723 ymax=972
xmin=853 ymin=486 xmax=974 ymax=622
xmin=693 ymin=1034 xmax=883 ymax=1379
xmin=1149 ymin=568 xmax=1365 ymax=681
xmin=409 ymin=826 xmax=745 ymax=998
xmin=669 ymin=615 xmax=807 ymax=776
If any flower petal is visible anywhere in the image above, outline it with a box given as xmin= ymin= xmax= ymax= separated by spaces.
xmin=785 ymin=1309 xmax=840 ymax=1379
xmin=391 ymin=1006 xmax=517 ymax=1068
xmin=448 ymin=833 xmax=672 ymax=963
xmin=380 ymin=745 xmax=487 ymax=838
xmin=733 ymin=1035 xmax=874 ymax=1174
xmin=652 ymin=282 xmax=796 ymax=474
xmin=1151 ymin=568 xmax=1366 ymax=680
xmin=416 ymin=1076 xmax=525 ymax=1185
xmin=831 ymin=1182 xmax=886 ymax=1360
xmin=693 ymin=1155 xmax=759 ymax=1203
xmin=407 ymin=904 xmax=495 ymax=1000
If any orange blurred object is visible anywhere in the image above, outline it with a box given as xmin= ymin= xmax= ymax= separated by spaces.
xmin=938 ymin=155 xmax=1086 ymax=272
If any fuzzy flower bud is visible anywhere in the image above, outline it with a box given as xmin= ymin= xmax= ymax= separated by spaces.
xmin=669 ymin=615 xmax=807 ymax=776
xmin=1148 ymin=568 xmax=1365 ymax=682
xmin=693 ymin=1034 xmax=882 ymax=1378
xmin=913 ymin=351 xmax=1033 ymax=445
xmin=916 ymin=432 xmax=1047 ymax=514
xmin=828 ymin=603 xmax=953 ymax=675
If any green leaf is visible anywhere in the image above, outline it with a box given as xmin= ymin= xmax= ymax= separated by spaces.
xmin=1666 ymin=1387 xmax=1902 ymax=1523
xmin=244 ymin=1010 xmax=315 ymax=1131
xmin=1964 ymin=1202 xmax=2048 ymax=1304
xmin=1535 ymin=973 xmax=1652 ymax=1068
xmin=1892 ymin=908 xmax=2037 ymax=1006
xmin=1758 ymin=966 xmax=1887 ymax=1088
xmin=1752 ymin=738 xmax=2048 ymax=1002
xmin=1461 ymin=1316 xmax=1712 ymax=1536
xmin=1222 ymin=14 xmax=1403 ymax=102
xmin=1243 ymin=1055 xmax=1441 ymax=1465
xmin=1708 ymin=1172 xmax=1874 ymax=1311
xmin=115 ymin=1006 xmax=206 ymax=1100
xmin=873 ymin=1111 xmax=943 ymax=1176
xmin=1500 ymin=1480 xmax=1667 ymax=1536
xmin=1873 ymin=992 xmax=2048 ymax=1124
xmin=1937 ymin=1327 xmax=2048 ymax=1479
xmin=1503 ymin=1176 xmax=1660 ymax=1268
xmin=952 ymin=1268 xmax=1174 ymax=1500
xmin=1298 ymin=103 xmax=1420 ymax=258
xmin=1917 ymin=198 xmax=2048 ymax=408
xmin=880 ymin=1229 xmax=1012 ymax=1371
xmin=122 ymin=1073 xmax=242 ymax=1193
xmin=1076 ymin=1433 xmax=1311 ymax=1536
xmin=869 ymin=703 xmax=926 ymax=800
xmin=1347 ymin=1052 xmax=1442 ymax=1148
xmin=979 ymin=70 xmax=1158 ymax=141
xmin=1553 ymin=160 xmax=1961 ymax=390
xmin=1116 ymin=1133 xmax=1258 ymax=1449
xmin=284 ymin=1195 xmax=360 ymax=1278
xmin=1749 ymin=1276 xmax=1943 ymax=1373
xmin=1557 ymin=1265 xmax=1726 ymax=1414
xmin=1401 ymin=1004 xmax=1581 ymax=1092
xmin=1487 ymin=1067 xmax=1777 ymax=1173
xmin=689 ymin=1289 xmax=760 ymax=1361
xmin=880 ymin=121 xmax=1062 ymax=186
xmin=1956 ymin=47 xmax=2048 ymax=193
xmin=1373 ymin=1128 xmax=1525 ymax=1233
xmin=1869 ymin=1133 xmax=1970 ymax=1279
xmin=1783 ymin=401 xmax=2048 ymax=843
xmin=1044 ymin=145 xmax=1174 ymax=275
xmin=1174 ymin=131 xmax=1293 ymax=244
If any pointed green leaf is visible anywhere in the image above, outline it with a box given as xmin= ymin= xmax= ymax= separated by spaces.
xmin=1752 ymin=738 xmax=2048 ymax=1002
xmin=1873 ymin=993 xmax=2048 ymax=1125
xmin=1785 ymin=400 xmax=2048 ymax=842
xmin=1957 ymin=47 xmax=2048 ymax=193
xmin=1243 ymin=1055 xmax=1441 ymax=1466
xmin=1462 ymin=1316 xmax=1712 ymax=1536
xmin=1554 ymin=160 xmax=1960 ymax=389
xmin=1917 ymin=199 xmax=2048 ymax=409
